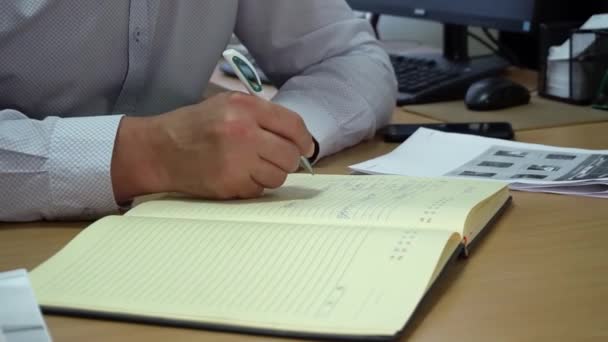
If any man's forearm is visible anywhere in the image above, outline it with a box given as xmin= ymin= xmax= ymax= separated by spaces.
xmin=111 ymin=116 xmax=167 ymax=204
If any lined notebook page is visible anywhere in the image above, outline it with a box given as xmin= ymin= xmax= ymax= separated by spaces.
xmin=30 ymin=216 xmax=460 ymax=336
xmin=128 ymin=174 xmax=507 ymax=236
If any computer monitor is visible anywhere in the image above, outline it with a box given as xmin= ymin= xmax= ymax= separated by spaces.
xmin=346 ymin=0 xmax=543 ymax=62
xmin=347 ymin=0 xmax=596 ymax=66
xmin=348 ymin=0 xmax=539 ymax=32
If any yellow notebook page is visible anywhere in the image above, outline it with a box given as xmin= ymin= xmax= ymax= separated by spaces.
xmin=128 ymin=174 xmax=507 ymax=238
xmin=461 ymin=186 xmax=510 ymax=243
xmin=31 ymin=215 xmax=460 ymax=336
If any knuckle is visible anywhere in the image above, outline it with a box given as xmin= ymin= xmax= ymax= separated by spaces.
xmin=212 ymin=114 xmax=256 ymax=142
xmin=226 ymin=91 xmax=260 ymax=112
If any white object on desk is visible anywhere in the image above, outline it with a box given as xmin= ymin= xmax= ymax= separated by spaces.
xmin=0 ymin=270 xmax=52 ymax=342
xmin=546 ymin=13 xmax=608 ymax=99
xmin=349 ymin=128 xmax=608 ymax=198
xmin=548 ymin=13 xmax=608 ymax=61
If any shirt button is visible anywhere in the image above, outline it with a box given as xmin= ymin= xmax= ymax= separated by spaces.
xmin=81 ymin=208 xmax=96 ymax=219
xmin=134 ymin=27 xmax=141 ymax=43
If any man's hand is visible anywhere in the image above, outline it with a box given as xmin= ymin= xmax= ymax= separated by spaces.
xmin=111 ymin=92 xmax=315 ymax=203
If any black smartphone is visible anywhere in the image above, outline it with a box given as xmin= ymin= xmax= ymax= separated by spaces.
xmin=381 ymin=122 xmax=514 ymax=142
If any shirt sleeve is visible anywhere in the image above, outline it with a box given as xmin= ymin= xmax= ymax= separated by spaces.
xmin=0 ymin=109 xmax=123 ymax=222
xmin=235 ymin=0 xmax=397 ymax=160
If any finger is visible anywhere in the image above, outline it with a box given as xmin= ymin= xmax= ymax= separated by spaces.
xmin=257 ymin=129 xmax=301 ymax=173
xmin=252 ymin=102 xmax=313 ymax=155
xmin=251 ymin=158 xmax=289 ymax=189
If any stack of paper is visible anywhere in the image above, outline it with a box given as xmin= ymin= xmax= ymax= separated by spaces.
xmin=350 ymin=128 xmax=608 ymax=198
xmin=0 ymin=270 xmax=52 ymax=342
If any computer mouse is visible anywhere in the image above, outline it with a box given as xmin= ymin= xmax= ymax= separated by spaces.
xmin=465 ymin=77 xmax=530 ymax=111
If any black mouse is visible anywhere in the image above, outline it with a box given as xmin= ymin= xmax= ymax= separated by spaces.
xmin=465 ymin=77 xmax=530 ymax=111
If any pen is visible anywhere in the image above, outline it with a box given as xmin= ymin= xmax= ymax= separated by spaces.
xmin=222 ymin=49 xmax=314 ymax=175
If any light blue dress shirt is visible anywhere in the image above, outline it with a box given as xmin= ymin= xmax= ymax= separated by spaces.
xmin=0 ymin=0 xmax=397 ymax=221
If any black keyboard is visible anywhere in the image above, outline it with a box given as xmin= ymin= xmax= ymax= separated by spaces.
xmin=390 ymin=54 xmax=510 ymax=105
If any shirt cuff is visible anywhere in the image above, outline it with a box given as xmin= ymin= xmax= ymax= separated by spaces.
xmin=272 ymin=91 xmax=341 ymax=160
xmin=45 ymin=115 xmax=124 ymax=220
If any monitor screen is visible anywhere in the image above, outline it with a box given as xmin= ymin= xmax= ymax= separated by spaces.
xmin=346 ymin=0 xmax=537 ymax=33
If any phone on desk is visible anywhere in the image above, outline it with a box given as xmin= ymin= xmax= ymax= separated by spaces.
xmin=381 ymin=122 xmax=514 ymax=142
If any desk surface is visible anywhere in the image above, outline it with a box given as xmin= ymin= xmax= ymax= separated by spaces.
xmin=2 ymin=121 xmax=608 ymax=342
xmin=2 ymin=70 xmax=608 ymax=341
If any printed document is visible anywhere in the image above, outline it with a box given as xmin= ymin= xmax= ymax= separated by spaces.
xmin=350 ymin=128 xmax=608 ymax=198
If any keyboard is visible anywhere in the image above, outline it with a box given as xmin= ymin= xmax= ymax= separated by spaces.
xmin=390 ymin=54 xmax=510 ymax=105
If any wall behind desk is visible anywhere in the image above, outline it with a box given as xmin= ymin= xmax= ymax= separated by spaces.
xmin=374 ymin=15 xmax=496 ymax=57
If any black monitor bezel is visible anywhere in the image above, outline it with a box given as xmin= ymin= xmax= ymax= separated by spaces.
xmin=346 ymin=0 xmax=540 ymax=33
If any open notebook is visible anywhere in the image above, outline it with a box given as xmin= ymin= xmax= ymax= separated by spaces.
xmin=30 ymin=174 xmax=510 ymax=340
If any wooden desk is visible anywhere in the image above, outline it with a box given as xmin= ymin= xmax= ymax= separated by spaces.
xmin=2 ymin=120 xmax=608 ymax=342
xmin=3 ymin=67 xmax=608 ymax=341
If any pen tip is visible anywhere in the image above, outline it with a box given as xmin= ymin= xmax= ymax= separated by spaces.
xmin=300 ymin=156 xmax=314 ymax=175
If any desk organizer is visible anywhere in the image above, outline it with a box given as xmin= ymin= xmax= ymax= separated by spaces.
xmin=539 ymin=23 xmax=608 ymax=105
